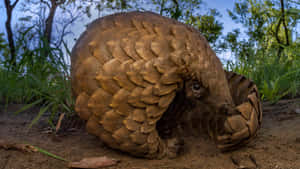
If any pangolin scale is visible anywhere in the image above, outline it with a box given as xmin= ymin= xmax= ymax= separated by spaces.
xmin=71 ymin=11 xmax=262 ymax=159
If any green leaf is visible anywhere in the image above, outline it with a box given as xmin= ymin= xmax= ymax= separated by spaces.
xmin=31 ymin=144 xmax=68 ymax=162
xmin=18 ymin=16 xmax=32 ymax=22
xmin=28 ymin=103 xmax=52 ymax=129
xmin=14 ymin=99 xmax=43 ymax=115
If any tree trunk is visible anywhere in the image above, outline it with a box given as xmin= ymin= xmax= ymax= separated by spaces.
xmin=44 ymin=0 xmax=57 ymax=44
xmin=280 ymin=0 xmax=289 ymax=46
xmin=4 ymin=0 xmax=19 ymax=69
xmin=275 ymin=0 xmax=290 ymax=61
xmin=275 ymin=17 xmax=283 ymax=61
xmin=44 ymin=0 xmax=65 ymax=44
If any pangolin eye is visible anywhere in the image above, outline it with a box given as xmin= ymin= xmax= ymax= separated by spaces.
xmin=192 ymin=81 xmax=201 ymax=91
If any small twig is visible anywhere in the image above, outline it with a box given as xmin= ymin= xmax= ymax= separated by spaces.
xmin=0 ymin=139 xmax=67 ymax=162
xmin=0 ymin=139 xmax=37 ymax=152
xmin=56 ymin=113 xmax=65 ymax=133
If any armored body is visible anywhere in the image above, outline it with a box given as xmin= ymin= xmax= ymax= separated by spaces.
xmin=71 ymin=11 xmax=262 ymax=159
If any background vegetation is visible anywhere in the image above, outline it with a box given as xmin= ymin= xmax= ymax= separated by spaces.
xmin=0 ymin=0 xmax=299 ymax=127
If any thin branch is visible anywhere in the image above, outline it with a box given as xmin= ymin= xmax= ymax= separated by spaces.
xmin=40 ymin=0 xmax=51 ymax=9
xmin=56 ymin=0 xmax=66 ymax=6
xmin=54 ymin=9 xmax=79 ymax=48
xmin=12 ymin=0 xmax=20 ymax=8
xmin=159 ymin=0 xmax=166 ymax=15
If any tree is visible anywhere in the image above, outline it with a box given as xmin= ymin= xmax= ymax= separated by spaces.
xmin=227 ymin=0 xmax=300 ymax=61
xmin=4 ymin=0 xmax=20 ymax=69
xmin=20 ymin=0 xmax=78 ymax=46
xmin=43 ymin=0 xmax=66 ymax=44
xmin=186 ymin=8 xmax=223 ymax=49
xmin=221 ymin=0 xmax=300 ymax=101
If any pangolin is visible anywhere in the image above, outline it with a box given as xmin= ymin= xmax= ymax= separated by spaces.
xmin=71 ymin=11 xmax=262 ymax=159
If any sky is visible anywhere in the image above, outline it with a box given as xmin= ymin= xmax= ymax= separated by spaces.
xmin=204 ymin=0 xmax=243 ymax=34
xmin=0 ymin=0 xmax=244 ymax=62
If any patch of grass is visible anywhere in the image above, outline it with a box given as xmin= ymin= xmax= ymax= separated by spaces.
xmin=225 ymin=46 xmax=300 ymax=103
xmin=0 ymin=38 xmax=74 ymax=129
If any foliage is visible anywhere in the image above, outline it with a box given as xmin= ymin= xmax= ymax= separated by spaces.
xmin=149 ymin=0 xmax=223 ymax=48
xmin=226 ymin=46 xmax=300 ymax=103
xmin=227 ymin=0 xmax=300 ymax=59
xmin=186 ymin=8 xmax=223 ymax=49
xmin=223 ymin=0 xmax=300 ymax=102
xmin=0 ymin=33 xmax=9 ymax=61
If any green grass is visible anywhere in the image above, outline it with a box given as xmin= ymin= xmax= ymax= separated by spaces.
xmin=225 ymin=47 xmax=300 ymax=103
xmin=31 ymin=144 xmax=68 ymax=162
xmin=0 ymin=38 xmax=74 ymax=129
xmin=0 ymin=66 xmax=74 ymax=129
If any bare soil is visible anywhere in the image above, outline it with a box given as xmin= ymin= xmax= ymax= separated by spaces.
xmin=1 ymin=99 xmax=300 ymax=169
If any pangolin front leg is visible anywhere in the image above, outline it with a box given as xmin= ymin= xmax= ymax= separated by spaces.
xmin=216 ymin=71 xmax=262 ymax=150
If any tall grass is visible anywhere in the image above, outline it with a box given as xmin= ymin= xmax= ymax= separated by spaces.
xmin=0 ymin=35 xmax=74 ymax=129
xmin=226 ymin=45 xmax=300 ymax=103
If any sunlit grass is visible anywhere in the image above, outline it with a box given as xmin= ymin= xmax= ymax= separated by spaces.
xmin=225 ymin=47 xmax=300 ymax=103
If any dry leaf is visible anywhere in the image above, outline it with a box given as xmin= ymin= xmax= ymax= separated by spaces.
xmin=0 ymin=139 xmax=37 ymax=152
xmin=68 ymin=156 xmax=119 ymax=168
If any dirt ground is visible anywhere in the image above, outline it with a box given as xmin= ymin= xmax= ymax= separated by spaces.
xmin=0 ymin=99 xmax=300 ymax=169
